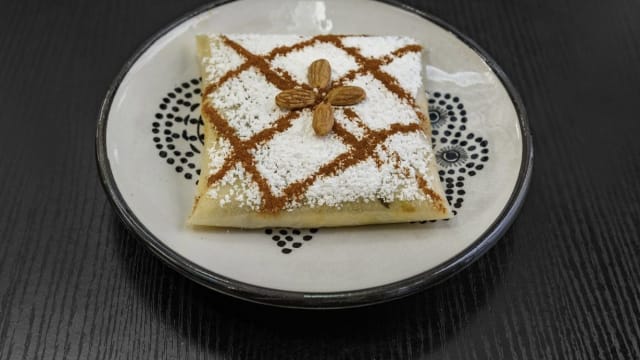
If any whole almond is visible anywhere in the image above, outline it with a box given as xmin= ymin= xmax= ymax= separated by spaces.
xmin=326 ymin=86 xmax=366 ymax=106
xmin=308 ymin=59 xmax=331 ymax=89
xmin=312 ymin=103 xmax=334 ymax=136
xmin=275 ymin=89 xmax=316 ymax=109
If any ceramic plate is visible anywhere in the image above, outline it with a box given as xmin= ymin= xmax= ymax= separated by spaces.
xmin=96 ymin=0 xmax=533 ymax=308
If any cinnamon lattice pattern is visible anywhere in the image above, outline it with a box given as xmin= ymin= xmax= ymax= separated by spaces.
xmin=202 ymin=35 xmax=445 ymax=213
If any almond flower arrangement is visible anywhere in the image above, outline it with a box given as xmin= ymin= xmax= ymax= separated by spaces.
xmin=275 ymin=59 xmax=366 ymax=135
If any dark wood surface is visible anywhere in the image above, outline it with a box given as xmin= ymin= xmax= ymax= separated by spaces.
xmin=1 ymin=0 xmax=639 ymax=358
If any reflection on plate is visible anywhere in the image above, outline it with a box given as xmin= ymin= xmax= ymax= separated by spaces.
xmin=96 ymin=0 xmax=532 ymax=308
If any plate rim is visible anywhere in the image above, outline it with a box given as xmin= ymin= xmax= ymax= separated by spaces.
xmin=95 ymin=0 xmax=534 ymax=309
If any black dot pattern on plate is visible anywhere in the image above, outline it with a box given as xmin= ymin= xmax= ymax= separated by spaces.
xmin=414 ymin=92 xmax=490 ymax=224
xmin=152 ymin=78 xmax=204 ymax=183
xmin=263 ymin=228 xmax=317 ymax=254
xmin=428 ymin=91 xmax=477 ymax=146
xmin=152 ymin=81 xmax=488 ymax=251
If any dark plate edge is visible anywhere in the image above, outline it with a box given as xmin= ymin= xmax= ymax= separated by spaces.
xmin=95 ymin=0 xmax=534 ymax=309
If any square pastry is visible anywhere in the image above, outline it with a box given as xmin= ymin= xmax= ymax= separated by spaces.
xmin=189 ymin=34 xmax=452 ymax=228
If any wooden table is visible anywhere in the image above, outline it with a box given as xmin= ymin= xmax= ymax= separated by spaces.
xmin=1 ymin=0 xmax=639 ymax=358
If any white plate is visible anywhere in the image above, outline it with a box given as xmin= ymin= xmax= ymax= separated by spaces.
xmin=96 ymin=0 xmax=533 ymax=308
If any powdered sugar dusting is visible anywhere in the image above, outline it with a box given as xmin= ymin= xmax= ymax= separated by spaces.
xmin=207 ymin=136 xmax=232 ymax=175
xmin=203 ymin=39 xmax=245 ymax=82
xmin=305 ymin=159 xmax=385 ymax=207
xmin=252 ymin=109 xmax=349 ymax=196
xmin=334 ymin=108 xmax=367 ymax=140
xmin=347 ymin=74 xmax=420 ymax=130
xmin=206 ymin=164 xmax=263 ymax=210
xmin=209 ymin=67 xmax=287 ymax=140
xmin=227 ymin=34 xmax=309 ymax=55
xmin=270 ymin=42 xmax=359 ymax=85
xmin=381 ymin=51 xmax=423 ymax=97
xmin=384 ymin=131 xmax=436 ymax=187
xmin=305 ymin=131 xmax=434 ymax=208
xmin=341 ymin=35 xmax=416 ymax=58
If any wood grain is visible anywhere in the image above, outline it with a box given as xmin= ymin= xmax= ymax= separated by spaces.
xmin=1 ymin=0 xmax=639 ymax=358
